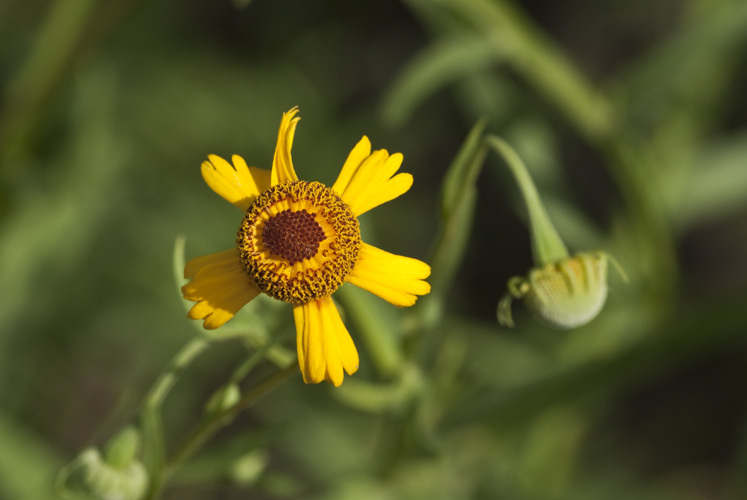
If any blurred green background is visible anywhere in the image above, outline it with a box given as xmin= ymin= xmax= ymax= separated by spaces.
xmin=2 ymin=0 xmax=747 ymax=499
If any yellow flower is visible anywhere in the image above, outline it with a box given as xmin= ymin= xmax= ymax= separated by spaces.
xmin=182 ymin=108 xmax=431 ymax=387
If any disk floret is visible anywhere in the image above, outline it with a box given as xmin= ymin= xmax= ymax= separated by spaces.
xmin=237 ymin=181 xmax=361 ymax=304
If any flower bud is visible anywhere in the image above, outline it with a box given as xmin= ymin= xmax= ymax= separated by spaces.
xmin=498 ymin=251 xmax=622 ymax=329
xmin=57 ymin=447 xmax=148 ymax=500
xmin=205 ymin=383 xmax=241 ymax=416
xmin=104 ymin=426 xmax=141 ymax=470
xmin=488 ymin=136 xmax=626 ymax=330
xmin=231 ymin=450 xmax=268 ymax=486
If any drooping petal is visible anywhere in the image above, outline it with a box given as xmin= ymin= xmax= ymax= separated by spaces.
xmin=347 ymin=242 xmax=431 ymax=307
xmin=293 ymin=297 xmax=359 ymax=387
xmin=270 ymin=107 xmax=300 ymax=186
xmin=336 ymin=147 xmax=413 ymax=216
xmin=182 ymin=248 xmax=261 ymax=329
xmin=331 ymin=136 xmax=372 ymax=195
xmin=201 ymin=155 xmax=269 ymax=212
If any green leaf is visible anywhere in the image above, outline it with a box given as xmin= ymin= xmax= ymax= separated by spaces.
xmin=439 ymin=118 xmax=488 ymax=218
xmin=381 ymin=34 xmax=504 ymax=127
xmin=615 ymin=1 xmax=747 ymax=133
xmin=680 ymin=131 xmax=747 ymax=226
xmin=172 ymin=235 xmax=187 ymax=296
xmin=0 ymin=0 xmax=100 ymax=158
xmin=420 ymin=119 xmax=487 ymax=328
xmin=447 ymin=292 xmax=747 ymax=429
xmin=333 ymin=366 xmax=423 ymax=413
xmin=404 ymin=0 xmax=612 ymax=140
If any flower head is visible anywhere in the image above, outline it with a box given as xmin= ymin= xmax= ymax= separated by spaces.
xmin=498 ymin=251 xmax=615 ymax=329
xmin=182 ymin=108 xmax=431 ymax=386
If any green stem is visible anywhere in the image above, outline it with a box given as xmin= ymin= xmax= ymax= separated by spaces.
xmin=486 ymin=135 xmax=568 ymax=266
xmin=144 ymin=338 xmax=210 ymax=408
xmin=164 ymin=362 xmax=298 ymax=477
xmin=411 ymin=0 xmax=677 ymax=308
xmin=141 ymin=337 xmax=210 ymax=500
xmin=229 ymin=330 xmax=294 ymax=384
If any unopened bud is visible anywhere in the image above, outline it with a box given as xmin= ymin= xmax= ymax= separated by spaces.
xmin=57 ymin=447 xmax=148 ymax=500
xmin=498 ymin=251 xmax=624 ymax=329
xmin=205 ymin=383 xmax=241 ymax=416
xmin=104 ymin=426 xmax=141 ymax=470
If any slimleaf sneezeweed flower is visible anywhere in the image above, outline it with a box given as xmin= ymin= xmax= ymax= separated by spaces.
xmin=182 ymin=108 xmax=431 ymax=386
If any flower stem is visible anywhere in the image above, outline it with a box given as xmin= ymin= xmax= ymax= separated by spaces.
xmin=145 ymin=337 xmax=210 ymax=408
xmin=140 ymin=337 xmax=210 ymax=500
xmin=229 ymin=330 xmax=294 ymax=384
xmin=486 ymin=135 xmax=569 ymax=266
xmin=164 ymin=362 xmax=298 ymax=478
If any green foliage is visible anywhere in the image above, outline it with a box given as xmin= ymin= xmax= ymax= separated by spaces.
xmin=2 ymin=0 xmax=747 ymax=499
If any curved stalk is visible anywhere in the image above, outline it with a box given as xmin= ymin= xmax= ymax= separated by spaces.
xmin=486 ymin=135 xmax=568 ymax=266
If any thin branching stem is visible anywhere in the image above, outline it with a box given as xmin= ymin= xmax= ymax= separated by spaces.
xmin=164 ymin=362 xmax=299 ymax=478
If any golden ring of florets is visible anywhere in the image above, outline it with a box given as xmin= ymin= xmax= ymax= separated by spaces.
xmin=237 ymin=181 xmax=361 ymax=304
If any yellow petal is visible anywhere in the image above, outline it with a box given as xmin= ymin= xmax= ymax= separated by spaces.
xmin=293 ymin=305 xmax=308 ymax=381
xmin=182 ymin=248 xmax=261 ymax=329
xmin=201 ymin=155 xmax=268 ymax=211
xmin=270 ymin=107 xmax=300 ymax=186
xmin=184 ymin=248 xmax=238 ymax=279
xmin=347 ymin=242 xmax=431 ymax=307
xmin=320 ymin=303 xmax=343 ymax=386
xmin=190 ymin=287 xmax=259 ymax=330
xmin=293 ymin=301 xmax=323 ymax=384
xmin=322 ymin=298 xmax=359 ymax=376
xmin=350 ymin=173 xmax=413 ymax=216
xmin=331 ymin=136 xmax=372 ymax=195
xmin=338 ymin=149 xmax=388 ymax=208
xmin=337 ymin=147 xmax=412 ymax=216
xmin=293 ymin=297 xmax=359 ymax=387
xmin=232 ymin=154 xmax=272 ymax=194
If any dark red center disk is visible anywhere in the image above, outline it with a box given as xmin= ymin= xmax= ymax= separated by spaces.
xmin=261 ymin=209 xmax=326 ymax=264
